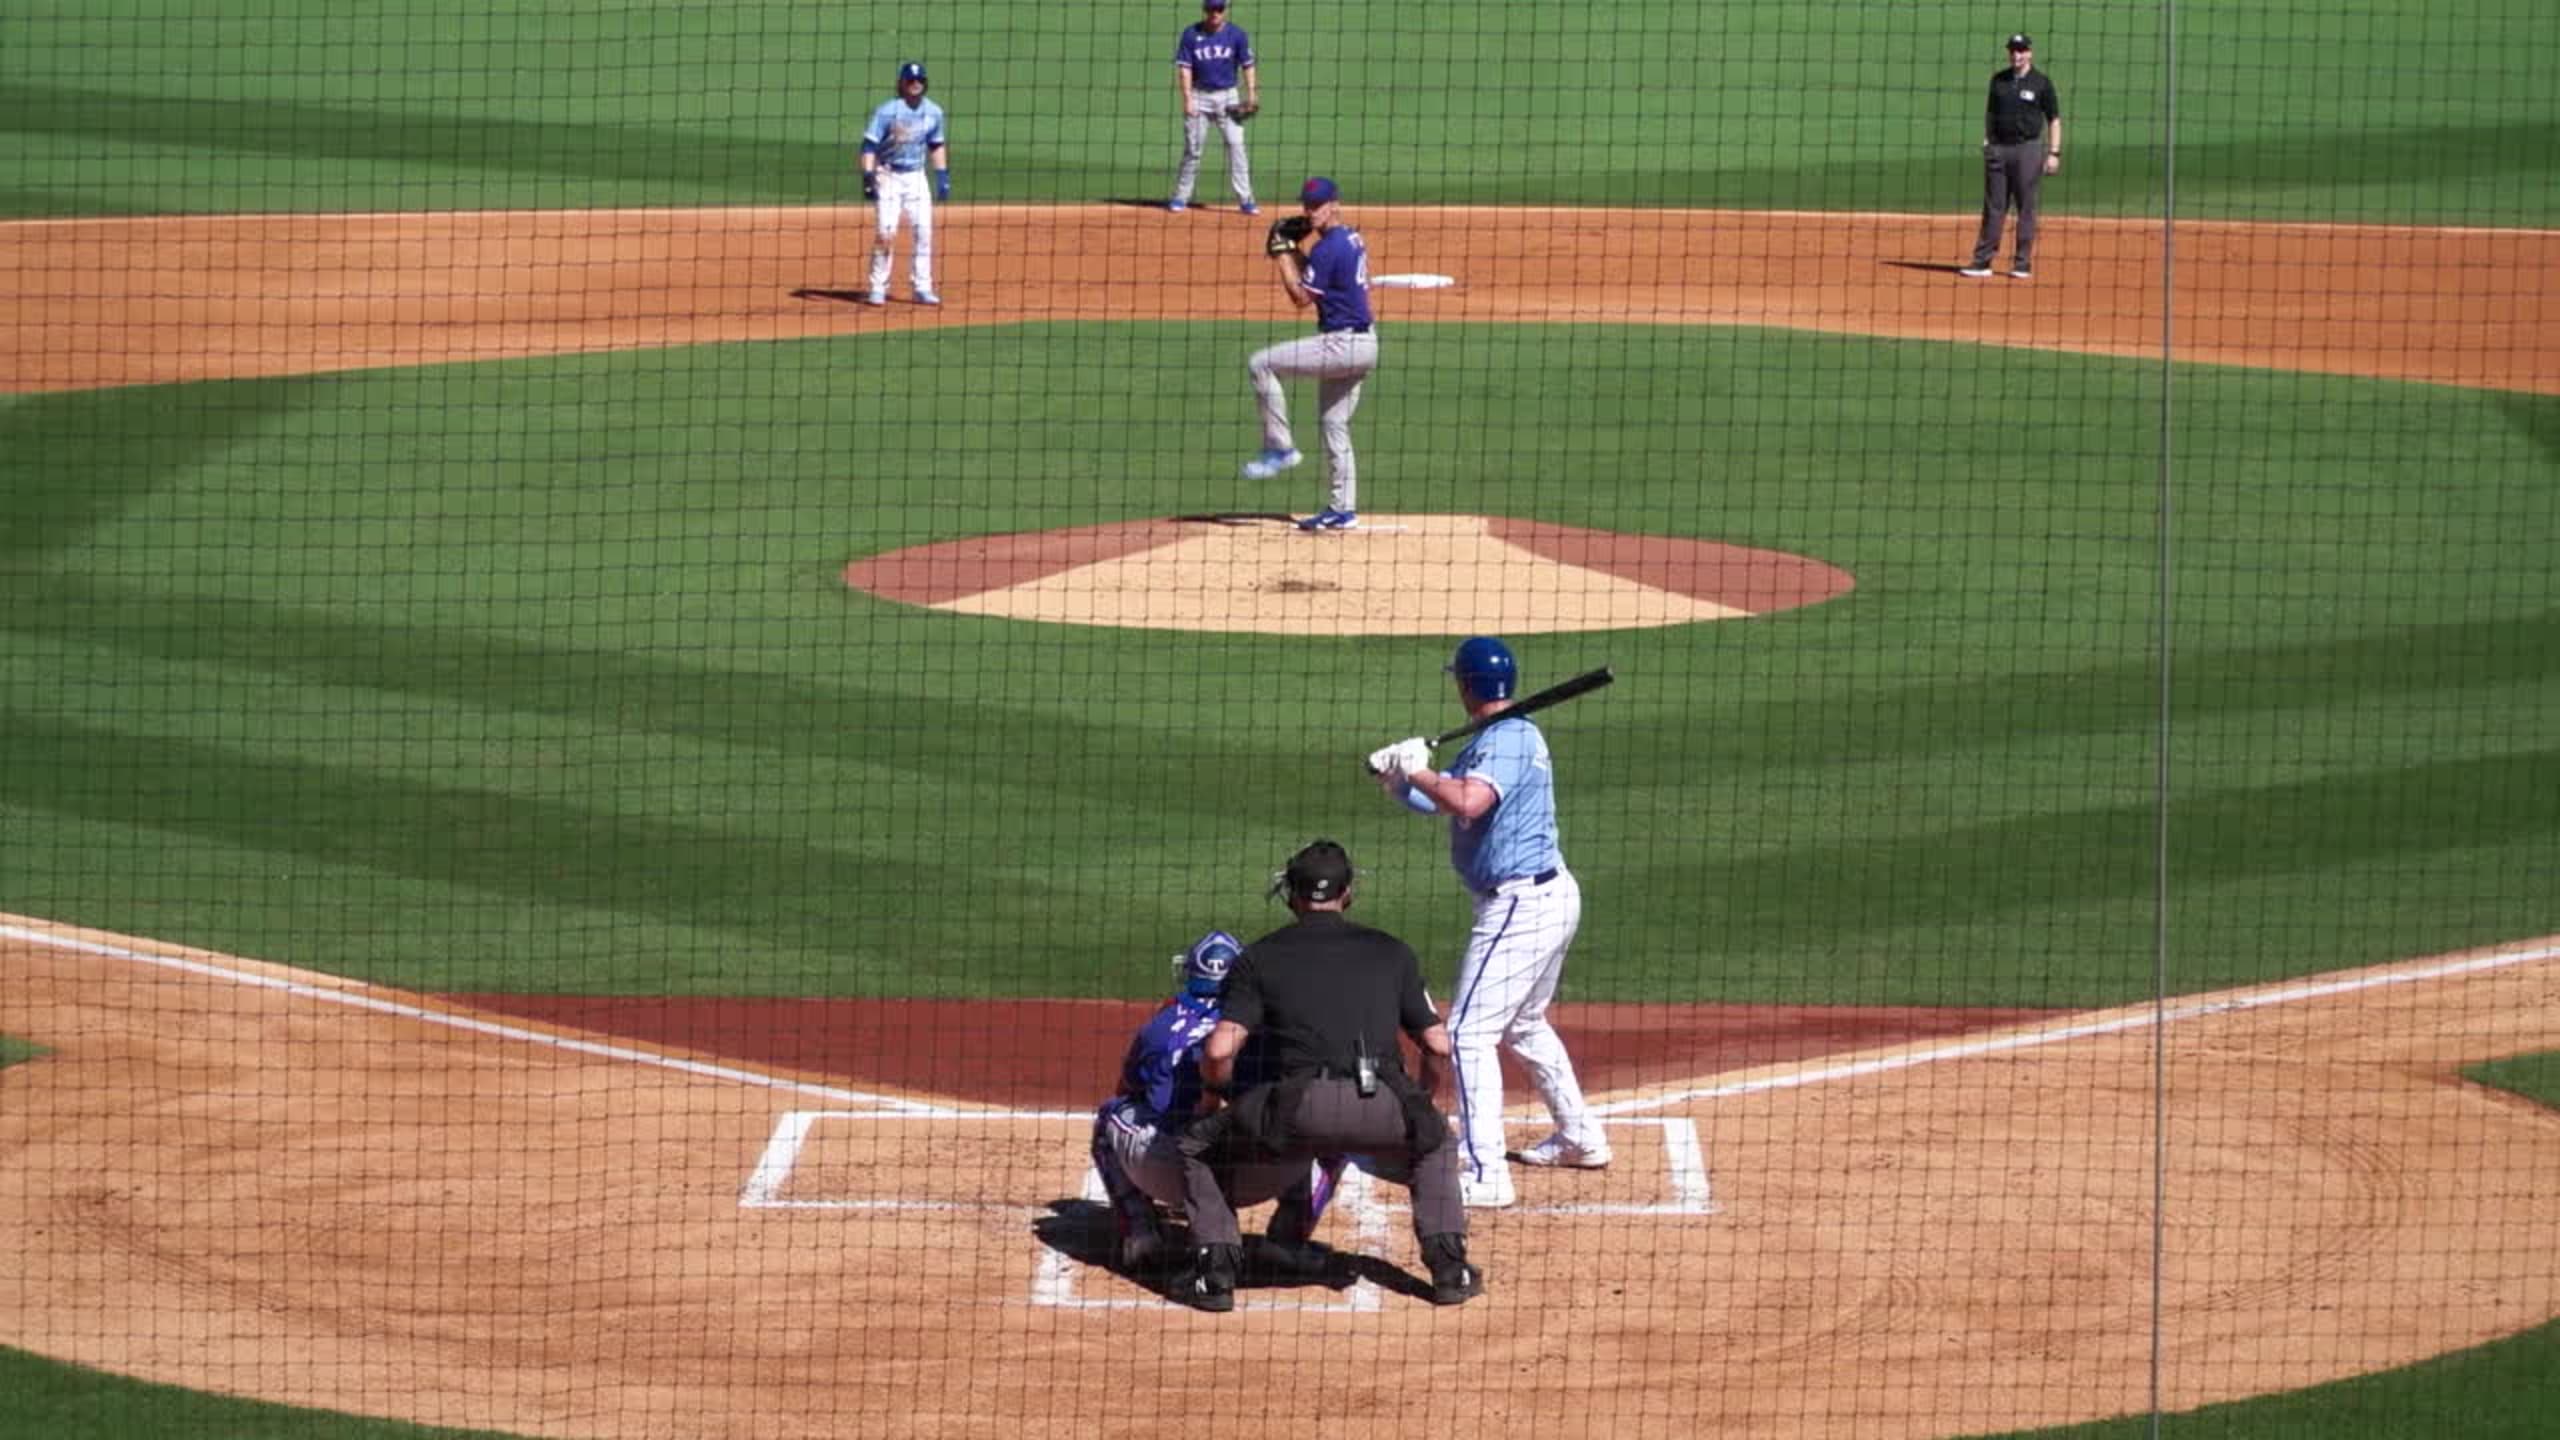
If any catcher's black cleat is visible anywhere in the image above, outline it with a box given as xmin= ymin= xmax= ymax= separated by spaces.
xmin=1422 ymin=1234 xmax=1484 ymax=1306
xmin=1174 ymin=1243 xmax=1241 ymax=1313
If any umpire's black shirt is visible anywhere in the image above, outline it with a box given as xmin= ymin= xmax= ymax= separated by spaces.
xmin=1224 ymin=911 xmax=1439 ymax=1086
xmin=1985 ymin=66 xmax=2061 ymax=144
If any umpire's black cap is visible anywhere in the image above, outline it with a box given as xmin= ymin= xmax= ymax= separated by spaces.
xmin=1281 ymin=839 xmax=1354 ymax=904
xmin=2008 ymin=33 xmax=2033 ymax=50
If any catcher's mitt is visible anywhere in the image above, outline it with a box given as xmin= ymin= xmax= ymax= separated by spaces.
xmin=1263 ymin=213 xmax=1314 ymax=257
xmin=1229 ymin=99 xmax=1259 ymax=122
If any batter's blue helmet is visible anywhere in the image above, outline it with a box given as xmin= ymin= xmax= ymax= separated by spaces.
xmin=1447 ymin=636 xmax=1518 ymax=702
xmin=1172 ymin=929 xmax=1242 ymax=998
xmin=898 ymin=61 xmax=928 ymax=88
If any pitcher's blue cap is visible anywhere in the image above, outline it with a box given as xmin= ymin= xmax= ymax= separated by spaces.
xmin=1300 ymin=176 xmax=1339 ymax=206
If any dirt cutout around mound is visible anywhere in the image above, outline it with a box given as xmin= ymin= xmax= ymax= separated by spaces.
xmin=6 ymin=917 xmax=2560 ymax=1440
xmin=844 ymin=515 xmax=1856 ymax=633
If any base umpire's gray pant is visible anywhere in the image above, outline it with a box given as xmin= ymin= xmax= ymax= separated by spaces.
xmin=1180 ymin=1075 xmax=1465 ymax=1249
xmin=1249 ymin=329 xmax=1377 ymax=514
xmin=1971 ymin=140 xmax=2049 ymax=270
xmin=1174 ymin=88 xmax=1255 ymax=207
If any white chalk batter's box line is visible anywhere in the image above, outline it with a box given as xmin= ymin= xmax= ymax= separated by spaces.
xmin=739 ymin=1111 xmax=1711 ymax=1313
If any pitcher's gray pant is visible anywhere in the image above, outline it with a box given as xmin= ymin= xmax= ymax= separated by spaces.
xmin=1971 ymin=140 xmax=2048 ymax=270
xmin=1249 ymin=329 xmax=1377 ymax=514
xmin=1180 ymin=1076 xmax=1465 ymax=1249
xmin=1174 ymin=88 xmax=1255 ymax=207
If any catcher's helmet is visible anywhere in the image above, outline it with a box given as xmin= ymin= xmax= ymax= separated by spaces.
xmin=1447 ymin=636 xmax=1518 ymax=702
xmin=1172 ymin=930 xmax=1242 ymax=998
xmin=898 ymin=61 xmax=928 ymax=88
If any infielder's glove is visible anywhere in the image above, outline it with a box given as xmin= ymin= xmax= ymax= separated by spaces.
xmin=1229 ymin=99 xmax=1259 ymax=122
xmin=861 ymin=171 xmax=879 ymax=201
xmin=1263 ymin=213 xmax=1314 ymax=256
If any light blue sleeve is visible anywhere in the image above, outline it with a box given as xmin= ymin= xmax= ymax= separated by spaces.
xmin=1397 ymin=783 xmax=1439 ymax=815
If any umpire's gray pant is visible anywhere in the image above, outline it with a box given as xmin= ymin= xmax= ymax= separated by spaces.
xmin=1180 ymin=1075 xmax=1465 ymax=1249
xmin=1971 ymin=140 xmax=2049 ymax=270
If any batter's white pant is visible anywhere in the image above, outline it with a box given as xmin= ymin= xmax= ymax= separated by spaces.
xmin=1445 ymin=868 xmax=1602 ymax=1187
xmin=1249 ymin=329 xmax=1377 ymax=515
xmin=1173 ymin=88 xmax=1254 ymax=207
xmin=867 ymin=169 xmax=935 ymax=297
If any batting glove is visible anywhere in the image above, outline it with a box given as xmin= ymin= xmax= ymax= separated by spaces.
xmin=935 ymin=169 xmax=951 ymax=201
xmin=1388 ymin=737 xmax=1432 ymax=776
xmin=1366 ymin=742 xmax=1405 ymax=777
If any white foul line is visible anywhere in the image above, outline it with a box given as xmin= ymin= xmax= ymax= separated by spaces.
xmin=0 ymin=921 xmax=938 ymax=1114
xmin=1593 ymin=939 xmax=2560 ymax=1118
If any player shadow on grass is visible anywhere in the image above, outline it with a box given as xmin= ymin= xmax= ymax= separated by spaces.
xmin=1033 ymin=1199 xmax=1431 ymax=1303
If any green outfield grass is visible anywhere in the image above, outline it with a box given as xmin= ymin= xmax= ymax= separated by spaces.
xmin=4 ymin=326 xmax=2553 ymax=1005
xmin=0 ymin=1035 xmax=46 ymax=1069
xmin=3 ymin=0 xmax=2552 ymax=223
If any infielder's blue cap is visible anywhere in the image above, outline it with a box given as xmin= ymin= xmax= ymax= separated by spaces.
xmin=1300 ymin=176 xmax=1339 ymax=207
xmin=899 ymin=60 xmax=928 ymax=84
xmin=1203 ymin=0 xmax=1229 ymax=9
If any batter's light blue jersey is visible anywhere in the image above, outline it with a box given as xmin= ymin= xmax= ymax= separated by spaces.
xmin=863 ymin=95 xmax=947 ymax=172
xmin=1443 ymin=715 xmax=1564 ymax=893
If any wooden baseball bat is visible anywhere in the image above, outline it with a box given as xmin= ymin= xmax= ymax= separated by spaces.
xmin=1429 ymin=666 xmax=1615 ymax=748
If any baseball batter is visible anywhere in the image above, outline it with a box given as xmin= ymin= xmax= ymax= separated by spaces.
xmin=1367 ymin=637 xmax=1608 ymax=1209
xmin=858 ymin=61 xmax=950 ymax=306
xmin=1245 ymin=175 xmax=1376 ymax=532
xmin=1167 ymin=0 xmax=1259 ymax=214
xmin=1089 ymin=929 xmax=1344 ymax=1273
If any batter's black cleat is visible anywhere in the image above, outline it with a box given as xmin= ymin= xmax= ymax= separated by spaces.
xmin=1174 ymin=1243 xmax=1241 ymax=1313
xmin=1422 ymin=1233 xmax=1484 ymax=1307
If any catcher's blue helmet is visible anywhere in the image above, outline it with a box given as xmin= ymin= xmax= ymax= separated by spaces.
xmin=1447 ymin=636 xmax=1518 ymax=702
xmin=898 ymin=61 xmax=928 ymax=88
xmin=1173 ymin=930 xmax=1242 ymax=998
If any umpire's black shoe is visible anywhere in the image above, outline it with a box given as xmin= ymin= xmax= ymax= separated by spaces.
xmin=1174 ymin=1243 xmax=1242 ymax=1313
xmin=1421 ymin=1233 xmax=1484 ymax=1307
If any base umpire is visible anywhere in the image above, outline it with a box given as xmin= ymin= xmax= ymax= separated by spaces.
xmin=1174 ymin=839 xmax=1481 ymax=1311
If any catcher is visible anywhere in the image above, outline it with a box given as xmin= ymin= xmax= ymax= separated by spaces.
xmin=1166 ymin=0 xmax=1261 ymax=214
xmin=1089 ymin=929 xmax=1347 ymax=1278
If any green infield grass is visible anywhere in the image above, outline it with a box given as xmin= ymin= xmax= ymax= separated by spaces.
xmin=5 ymin=325 xmax=2552 ymax=1005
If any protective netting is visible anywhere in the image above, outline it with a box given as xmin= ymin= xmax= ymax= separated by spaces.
xmin=3 ymin=2 xmax=2556 ymax=1437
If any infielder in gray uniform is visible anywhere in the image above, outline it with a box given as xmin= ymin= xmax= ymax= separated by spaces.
xmin=1963 ymin=34 xmax=2063 ymax=280
xmin=1168 ymin=0 xmax=1260 ymax=214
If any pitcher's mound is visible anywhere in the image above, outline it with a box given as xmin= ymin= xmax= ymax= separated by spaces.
xmin=844 ymin=514 xmax=1854 ymax=636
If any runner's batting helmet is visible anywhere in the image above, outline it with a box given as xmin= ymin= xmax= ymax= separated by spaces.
xmin=1447 ymin=636 xmax=1517 ymax=703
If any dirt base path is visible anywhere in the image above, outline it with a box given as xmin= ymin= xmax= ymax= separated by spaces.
xmin=6 ymin=918 xmax=2559 ymax=1440
xmin=5 ymin=205 xmax=2554 ymax=395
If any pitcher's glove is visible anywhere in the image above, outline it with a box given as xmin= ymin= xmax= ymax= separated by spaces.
xmin=1263 ymin=213 xmax=1314 ymax=256
xmin=1230 ymin=99 xmax=1259 ymax=121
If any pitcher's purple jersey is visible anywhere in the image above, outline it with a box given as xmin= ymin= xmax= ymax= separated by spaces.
xmin=1108 ymin=993 xmax=1222 ymax=1126
xmin=1303 ymin=227 xmax=1374 ymax=332
xmin=1445 ymin=715 xmax=1563 ymax=892
xmin=1174 ymin=22 xmax=1255 ymax=91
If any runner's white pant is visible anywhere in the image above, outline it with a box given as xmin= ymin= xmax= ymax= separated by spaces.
xmin=1446 ymin=867 xmax=1601 ymax=1185
xmin=1174 ymin=88 xmax=1255 ymax=207
xmin=867 ymin=169 xmax=935 ymax=296
xmin=1249 ymin=329 xmax=1377 ymax=514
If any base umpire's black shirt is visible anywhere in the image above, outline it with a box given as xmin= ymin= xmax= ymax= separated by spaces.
xmin=1222 ymin=911 xmax=1439 ymax=1086
xmin=1986 ymin=66 xmax=2061 ymax=144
